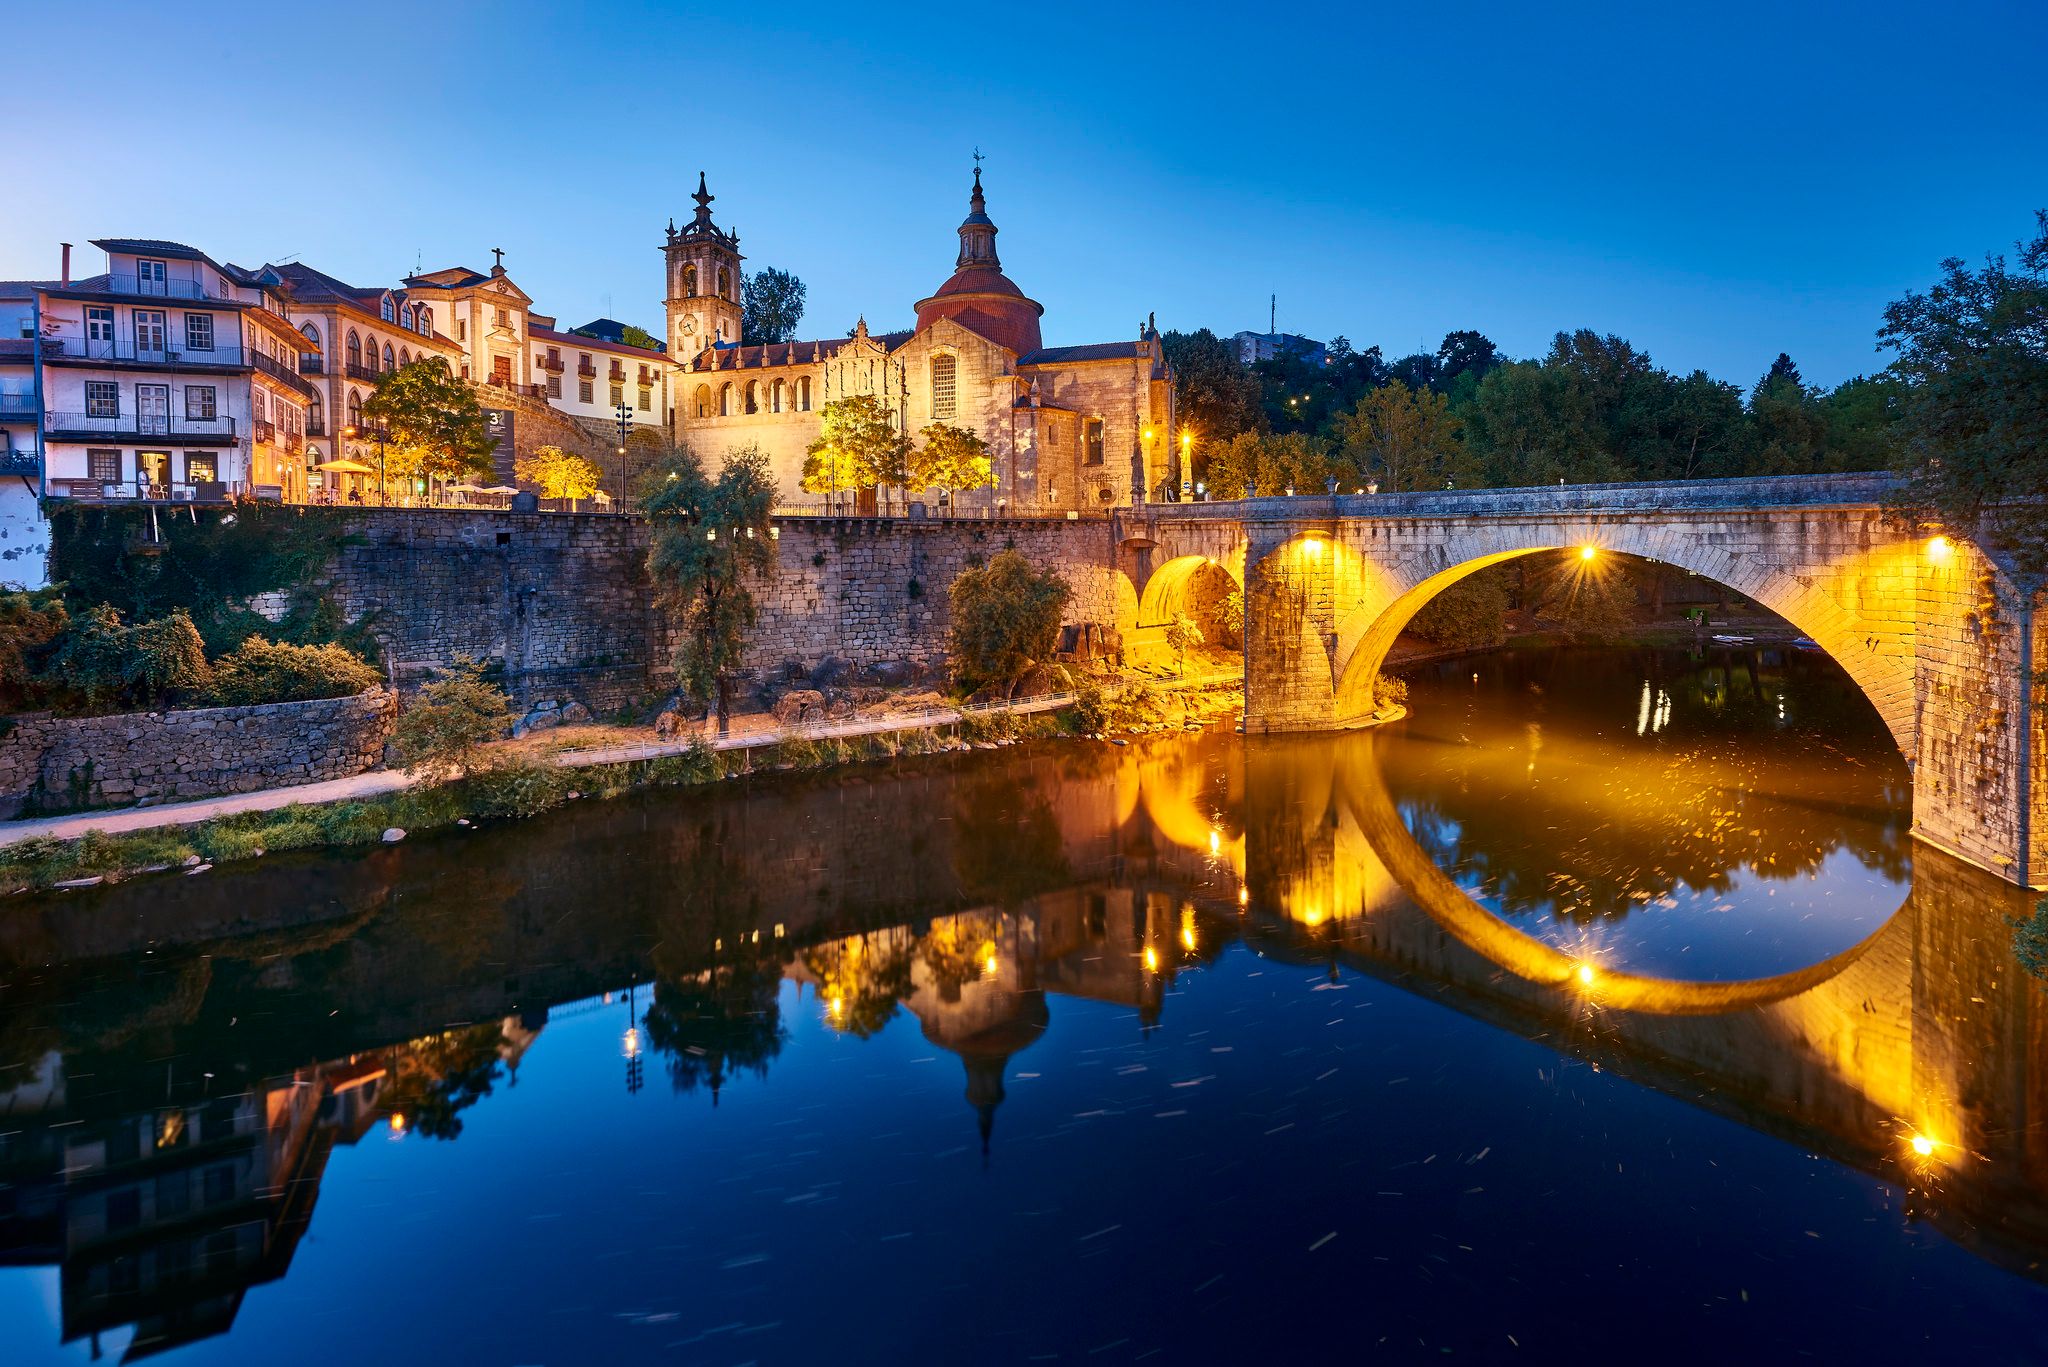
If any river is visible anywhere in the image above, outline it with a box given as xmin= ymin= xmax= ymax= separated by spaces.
xmin=2 ymin=646 xmax=2043 ymax=1363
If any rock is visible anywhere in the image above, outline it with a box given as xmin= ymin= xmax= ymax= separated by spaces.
xmin=517 ymin=708 xmax=561 ymax=736
xmin=456 ymin=818 xmax=471 ymax=827
xmin=381 ymin=827 xmax=406 ymax=844
xmin=186 ymin=863 xmax=212 ymax=875
xmin=561 ymin=702 xmax=593 ymax=724
xmin=52 ymin=876 xmax=104 ymax=890
xmin=182 ymin=854 xmax=203 ymax=867
xmin=864 ymin=659 xmax=914 ymax=687
xmin=654 ymin=707 xmax=683 ymax=740
xmin=773 ymin=690 xmax=826 ymax=725
xmin=810 ymin=656 xmax=853 ymax=687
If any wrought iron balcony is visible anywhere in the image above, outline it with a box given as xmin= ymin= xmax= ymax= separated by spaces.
xmin=44 ymin=410 xmax=238 ymax=442
xmin=344 ymin=361 xmax=379 ymax=382
xmin=0 ymin=394 xmax=37 ymax=421
xmin=83 ymin=273 xmax=237 ymax=302
xmin=43 ymin=338 xmax=251 ymax=367
xmin=299 ymin=357 xmax=325 ymax=375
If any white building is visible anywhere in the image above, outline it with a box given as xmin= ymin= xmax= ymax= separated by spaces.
xmin=9 ymin=240 xmax=320 ymax=505
xmin=528 ymin=317 xmax=670 ymax=435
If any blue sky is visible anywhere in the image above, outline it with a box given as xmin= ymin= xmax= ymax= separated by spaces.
xmin=9 ymin=0 xmax=2043 ymax=387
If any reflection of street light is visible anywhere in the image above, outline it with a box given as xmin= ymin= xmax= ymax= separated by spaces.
xmin=623 ymin=980 xmax=643 ymax=1094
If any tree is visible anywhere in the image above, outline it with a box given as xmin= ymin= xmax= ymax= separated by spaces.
xmin=947 ymin=550 xmax=1071 ymax=698
xmin=514 ymin=444 xmax=604 ymax=508
xmin=392 ymin=657 xmax=513 ymax=780
xmin=802 ymin=395 xmax=909 ymax=508
xmin=1163 ymin=614 xmax=1203 ymax=678
xmin=907 ymin=422 xmax=996 ymax=500
xmin=1202 ymin=431 xmax=1333 ymax=499
xmin=618 ymin=323 xmax=660 ymax=351
xmin=741 ymin=266 xmax=807 ymax=345
xmin=1878 ymin=210 xmax=2048 ymax=572
xmin=1332 ymin=381 xmax=1480 ymax=491
xmin=1747 ymin=357 xmax=1831 ymax=475
xmin=363 ymin=359 xmax=495 ymax=489
xmin=1435 ymin=330 xmax=1502 ymax=386
xmin=1161 ymin=328 xmax=1265 ymax=449
xmin=1406 ymin=573 xmax=1510 ymax=648
xmin=641 ymin=444 xmax=777 ymax=733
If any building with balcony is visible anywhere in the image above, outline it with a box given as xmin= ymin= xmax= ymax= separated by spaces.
xmin=528 ymin=317 xmax=670 ymax=437
xmin=3 ymin=240 xmax=321 ymax=510
xmin=401 ymin=252 xmax=537 ymax=397
xmin=267 ymin=261 xmax=462 ymax=498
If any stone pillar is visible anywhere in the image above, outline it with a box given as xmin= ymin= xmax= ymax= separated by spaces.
xmin=1242 ymin=519 xmax=1358 ymax=732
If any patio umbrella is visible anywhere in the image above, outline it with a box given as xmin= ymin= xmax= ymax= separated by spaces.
xmin=481 ymin=485 xmax=521 ymax=495
xmin=445 ymin=482 xmax=486 ymax=493
xmin=312 ymin=458 xmax=377 ymax=474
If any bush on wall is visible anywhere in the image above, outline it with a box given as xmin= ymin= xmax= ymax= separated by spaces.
xmin=209 ymin=637 xmax=383 ymax=707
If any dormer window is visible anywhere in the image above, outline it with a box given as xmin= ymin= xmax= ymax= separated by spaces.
xmin=380 ymin=296 xmax=395 ymax=323
xmin=416 ymin=306 xmax=432 ymax=335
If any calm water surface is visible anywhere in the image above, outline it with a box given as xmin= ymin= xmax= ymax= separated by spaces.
xmin=3 ymin=647 xmax=2044 ymax=1364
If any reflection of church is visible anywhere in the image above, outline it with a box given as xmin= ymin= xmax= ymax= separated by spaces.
xmin=665 ymin=170 xmax=1176 ymax=513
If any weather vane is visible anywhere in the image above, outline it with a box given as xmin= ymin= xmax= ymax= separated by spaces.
xmin=973 ymin=147 xmax=984 ymax=170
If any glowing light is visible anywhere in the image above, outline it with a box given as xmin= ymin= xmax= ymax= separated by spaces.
xmin=1579 ymin=544 xmax=1598 ymax=562
xmin=1909 ymin=1133 xmax=1935 ymax=1157
xmin=980 ymin=942 xmax=999 ymax=977
xmin=828 ymin=995 xmax=844 ymax=1018
xmin=1180 ymin=906 xmax=1198 ymax=953
xmin=1575 ymin=962 xmax=1597 ymax=988
xmin=1238 ymin=886 xmax=1249 ymax=907
xmin=1208 ymin=827 xmax=1221 ymax=856
xmin=1143 ymin=946 xmax=1160 ymax=972
xmin=389 ymin=1112 xmax=407 ymax=1133
xmin=1926 ymin=535 xmax=1953 ymax=563
xmin=622 ymin=1026 xmax=640 ymax=1058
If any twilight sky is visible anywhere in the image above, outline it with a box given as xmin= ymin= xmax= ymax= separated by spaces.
xmin=9 ymin=0 xmax=2044 ymax=388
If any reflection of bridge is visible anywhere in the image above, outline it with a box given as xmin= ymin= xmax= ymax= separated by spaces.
xmin=1113 ymin=473 xmax=2045 ymax=887
xmin=3 ymin=725 xmax=2046 ymax=1352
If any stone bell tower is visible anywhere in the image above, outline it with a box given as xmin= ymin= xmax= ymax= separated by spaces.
xmin=663 ymin=172 xmax=744 ymax=356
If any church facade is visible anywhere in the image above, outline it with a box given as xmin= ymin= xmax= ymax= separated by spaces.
xmin=665 ymin=170 xmax=1175 ymax=514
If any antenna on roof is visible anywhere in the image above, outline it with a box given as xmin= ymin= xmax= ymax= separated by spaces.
xmin=1270 ymin=293 xmax=1276 ymax=335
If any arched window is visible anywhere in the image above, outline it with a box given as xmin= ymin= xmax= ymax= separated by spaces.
xmin=397 ymin=347 xmax=410 ymax=366
xmin=382 ymin=343 xmax=396 ymax=371
xmin=416 ymin=306 xmax=432 ymax=335
xmin=719 ymin=382 xmax=735 ymax=417
xmin=930 ymin=353 xmax=957 ymax=420
xmin=796 ymin=376 xmax=812 ymax=411
xmin=379 ymin=294 xmax=395 ymax=323
xmin=770 ymin=379 xmax=785 ymax=413
xmin=308 ymin=394 xmax=322 ymax=433
xmin=346 ymin=330 xmax=362 ymax=369
xmin=694 ymin=383 xmax=712 ymax=419
xmin=717 ymin=267 xmax=731 ymax=299
xmin=347 ymin=389 xmax=363 ymax=428
xmin=299 ymin=321 xmax=321 ymax=358
xmin=682 ymin=264 xmax=697 ymax=297
xmin=744 ymin=380 xmax=760 ymax=414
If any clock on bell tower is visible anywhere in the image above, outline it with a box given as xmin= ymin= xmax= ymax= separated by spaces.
xmin=663 ymin=172 xmax=744 ymax=362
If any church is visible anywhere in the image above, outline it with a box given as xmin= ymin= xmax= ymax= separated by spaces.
xmin=664 ymin=169 xmax=1175 ymax=514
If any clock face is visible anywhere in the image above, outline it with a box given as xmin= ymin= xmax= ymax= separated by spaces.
xmin=678 ymin=316 xmax=698 ymax=339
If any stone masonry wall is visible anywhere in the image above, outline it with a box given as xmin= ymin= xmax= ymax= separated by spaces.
xmin=319 ymin=510 xmax=1133 ymax=712
xmin=0 ymin=690 xmax=395 ymax=816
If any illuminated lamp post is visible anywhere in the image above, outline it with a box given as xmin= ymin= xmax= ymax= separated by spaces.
xmin=614 ymin=403 xmax=634 ymax=514
xmin=1178 ymin=427 xmax=1193 ymax=498
xmin=342 ymin=420 xmax=390 ymax=506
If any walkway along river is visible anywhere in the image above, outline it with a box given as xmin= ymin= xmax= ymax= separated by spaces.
xmin=1 ymin=646 xmax=2044 ymax=1363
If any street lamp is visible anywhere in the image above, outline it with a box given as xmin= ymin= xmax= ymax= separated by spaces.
xmin=342 ymin=421 xmax=390 ymax=506
xmin=614 ymin=404 xmax=634 ymax=513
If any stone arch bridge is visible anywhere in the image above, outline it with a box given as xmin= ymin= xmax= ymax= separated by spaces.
xmin=1112 ymin=472 xmax=2045 ymax=888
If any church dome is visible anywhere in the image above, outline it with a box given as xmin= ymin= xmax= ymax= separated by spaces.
xmin=914 ymin=169 xmax=1044 ymax=355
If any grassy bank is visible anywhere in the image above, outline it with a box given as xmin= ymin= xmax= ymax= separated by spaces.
xmin=1 ymin=681 xmax=1227 ymax=897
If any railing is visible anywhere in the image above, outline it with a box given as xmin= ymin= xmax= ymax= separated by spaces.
xmin=253 ymin=419 xmax=275 ymax=444
xmin=299 ymin=357 xmax=325 ymax=375
xmin=250 ymin=351 xmax=305 ymax=386
xmin=87 ymin=273 xmax=236 ymax=302
xmin=537 ymin=354 xmax=564 ymax=371
xmin=306 ymin=418 xmax=327 ymax=437
xmin=44 ymin=338 xmax=251 ymax=366
xmin=283 ymin=430 xmax=304 ymax=454
xmin=0 ymin=394 xmax=37 ymax=420
xmin=344 ymin=361 xmax=379 ymax=382
xmin=44 ymin=410 xmax=237 ymax=440
xmin=577 ymin=362 xmax=597 ymax=377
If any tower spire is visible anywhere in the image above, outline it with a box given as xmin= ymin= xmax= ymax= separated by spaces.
xmin=692 ymin=171 xmax=715 ymax=227
xmin=955 ymin=164 xmax=1000 ymax=270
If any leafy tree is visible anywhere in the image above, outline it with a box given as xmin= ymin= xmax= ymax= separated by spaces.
xmin=363 ymin=359 xmax=495 ymax=487
xmin=641 ymin=444 xmax=777 ymax=733
xmin=1661 ymin=371 xmax=1750 ymax=479
xmin=1332 ymin=381 xmax=1480 ymax=491
xmin=802 ymin=395 xmax=909 ymax=508
xmin=908 ymin=422 xmax=996 ymax=498
xmin=1819 ymin=374 xmax=1903 ymax=471
xmin=392 ymin=657 xmax=513 ymax=780
xmin=1386 ymin=352 xmax=1439 ymax=392
xmin=514 ymin=444 xmax=605 ymax=507
xmin=1748 ymin=355 xmax=1832 ymax=474
xmin=1164 ymin=614 xmax=1203 ymax=677
xmin=1879 ymin=210 xmax=2048 ymax=571
xmin=947 ymin=550 xmax=1071 ymax=697
xmin=1161 ymin=328 xmax=1265 ymax=449
xmin=741 ymin=266 xmax=807 ymax=345
xmin=39 ymin=605 xmax=210 ymax=711
xmin=125 ymin=610 xmax=212 ymax=703
xmin=0 ymin=590 xmax=67 ymax=711
xmin=618 ymin=323 xmax=660 ymax=351
xmin=1202 ymin=431 xmax=1333 ymax=499
xmin=1435 ymin=330 xmax=1503 ymax=387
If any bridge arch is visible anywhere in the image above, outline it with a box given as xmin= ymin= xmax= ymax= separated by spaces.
xmin=1319 ymin=526 xmax=1921 ymax=758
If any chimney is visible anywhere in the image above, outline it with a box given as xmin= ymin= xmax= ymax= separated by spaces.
xmin=60 ymin=243 xmax=71 ymax=286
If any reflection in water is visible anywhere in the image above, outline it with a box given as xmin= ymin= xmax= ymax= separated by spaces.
xmin=2 ymin=647 xmax=2045 ymax=1362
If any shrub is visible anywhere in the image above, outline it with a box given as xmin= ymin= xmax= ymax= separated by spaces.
xmin=947 ymin=550 xmax=1071 ymax=697
xmin=460 ymin=761 xmax=576 ymax=820
xmin=1373 ymin=672 xmax=1409 ymax=709
xmin=46 ymin=604 xmax=132 ymax=708
xmin=393 ymin=658 xmax=513 ymax=781
xmin=1407 ymin=574 xmax=1510 ymax=649
xmin=210 ymin=637 xmax=380 ymax=706
xmin=0 ymin=590 xmax=68 ymax=711
xmin=125 ymin=610 xmax=212 ymax=703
